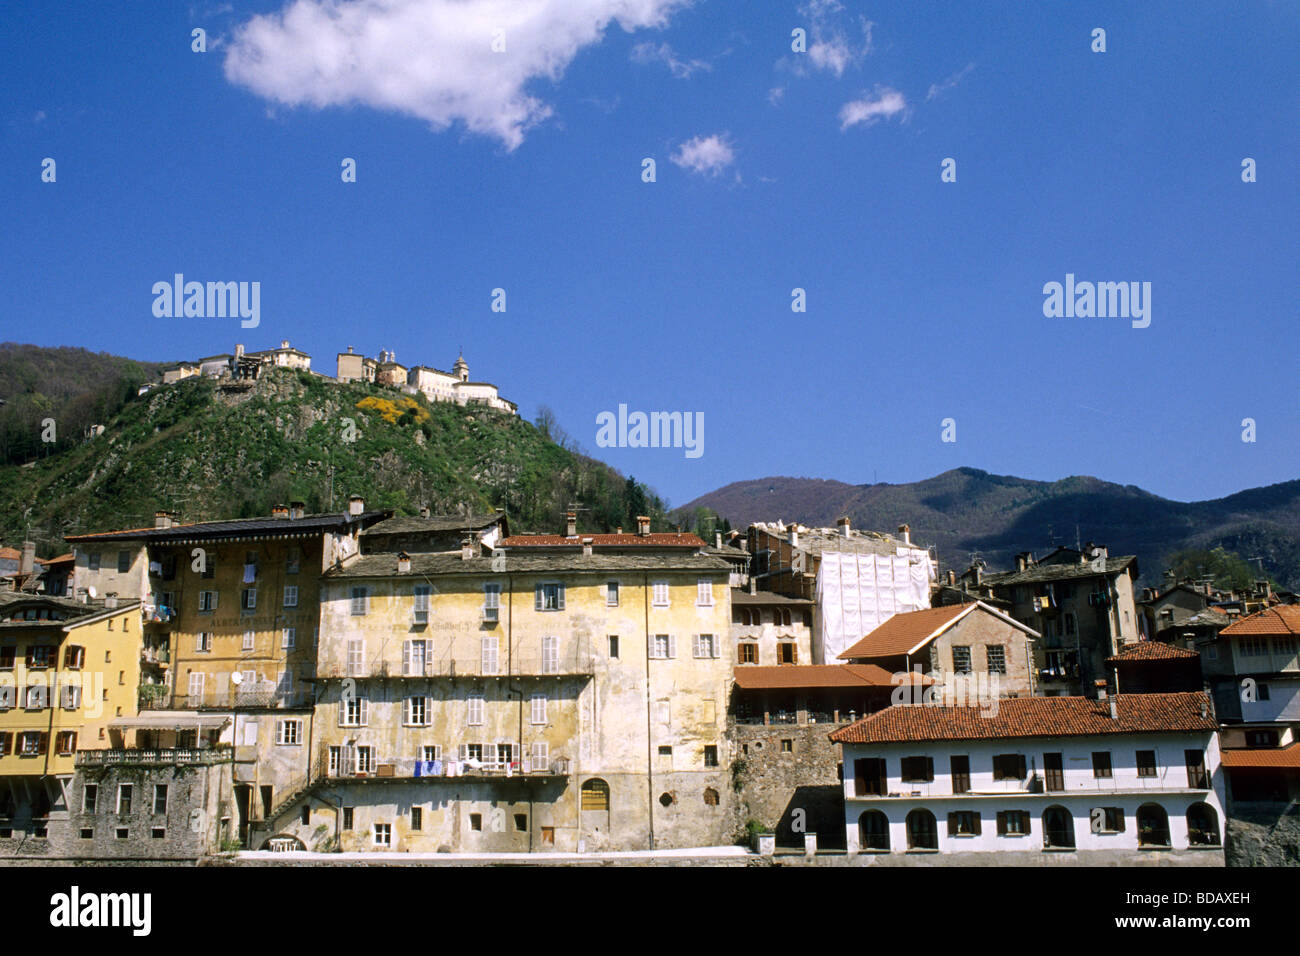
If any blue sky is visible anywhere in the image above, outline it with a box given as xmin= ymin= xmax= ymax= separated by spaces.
xmin=2 ymin=0 xmax=1297 ymax=511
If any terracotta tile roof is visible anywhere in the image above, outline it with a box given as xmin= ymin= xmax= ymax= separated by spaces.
xmin=838 ymin=604 xmax=973 ymax=660
xmin=501 ymin=533 xmax=703 ymax=548
xmin=1220 ymin=604 xmax=1300 ymax=637
xmin=1219 ymin=743 xmax=1300 ymax=769
xmin=0 ymin=547 xmax=21 ymax=561
xmin=1107 ymin=641 xmax=1201 ymax=662
xmin=829 ymin=692 xmax=1216 ymax=744
xmin=733 ymin=664 xmax=929 ymax=691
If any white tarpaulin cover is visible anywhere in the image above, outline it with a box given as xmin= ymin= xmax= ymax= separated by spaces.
xmin=816 ymin=550 xmax=935 ymax=664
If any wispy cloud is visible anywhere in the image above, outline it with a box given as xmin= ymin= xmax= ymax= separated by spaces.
xmin=222 ymin=0 xmax=691 ymax=151
xmin=926 ymin=62 xmax=975 ymax=101
xmin=670 ymin=133 xmax=736 ymax=176
xmin=838 ymin=86 xmax=906 ymax=130
xmin=630 ymin=41 xmax=710 ymax=79
xmin=768 ymin=86 xmax=785 ymax=106
xmin=787 ymin=0 xmax=872 ymax=78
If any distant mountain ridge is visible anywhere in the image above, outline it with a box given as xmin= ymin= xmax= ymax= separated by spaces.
xmin=680 ymin=468 xmax=1300 ymax=589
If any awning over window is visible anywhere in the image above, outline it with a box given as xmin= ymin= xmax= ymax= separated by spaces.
xmin=108 ymin=711 xmax=230 ymax=731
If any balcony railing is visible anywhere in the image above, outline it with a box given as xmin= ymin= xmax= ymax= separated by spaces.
xmin=77 ymin=747 xmax=228 ymax=767
xmin=315 ymin=655 xmax=594 ymax=681
xmin=152 ymin=685 xmax=314 ymax=711
xmin=321 ymin=753 xmax=571 ymax=780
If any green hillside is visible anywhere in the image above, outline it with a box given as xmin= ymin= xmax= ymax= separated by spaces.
xmin=0 ymin=365 xmax=665 ymax=554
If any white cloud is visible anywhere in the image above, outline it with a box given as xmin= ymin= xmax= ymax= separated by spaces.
xmin=767 ymin=86 xmax=785 ymax=106
xmin=926 ymin=62 xmax=975 ymax=101
xmin=222 ymin=0 xmax=691 ymax=150
xmin=790 ymin=0 xmax=871 ymax=78
xmin=630 ymin=41 xmax=709 ymax=78
xmin=670 ymin=133 xmax=735 ymax=176
xmin=838 ymin=86 xmax=906 ymax=130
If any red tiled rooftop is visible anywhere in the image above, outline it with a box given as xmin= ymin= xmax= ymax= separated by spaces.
xmin=829 ymin=692 xmax=1216 ymax=744
xmin=1221 ymin=604 xmax=1300 ymax=637
xmin=1220 ymin=743 xmax=1300 ymax=769
xmin=838 ymin=604 xmax=974 ymax=660
xmin=1107 ymin=641 xmax=1201 ymax=662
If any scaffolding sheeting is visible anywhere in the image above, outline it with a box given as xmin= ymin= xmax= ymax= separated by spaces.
xmin=816 ymin=550 xmax=935 ymax=664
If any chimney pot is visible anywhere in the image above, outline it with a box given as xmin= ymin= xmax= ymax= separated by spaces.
xmin=837 ymin=516 xmax=852 ymax=537
xmin=419 ymin=506 xmax=430 ymax=519
xmin=154 ymin=511 xmax=172 ymax=530
xmin=582 ymin=537 xmax=593 ymax=557
xmin=565 ymin=512 xmax=577 ymax=538
xmin=289 ymin=501 xmax=305 ymax=520
xmin=897 ymin=524 xmax=910 ymax=545
xmin=397 ymin=551 xmax=411 ymax=574
xmin=1108 ymin=695 xmax=1118 ymax=719
xmin=715 ymin=532 xmax=723 ymax=549
xmin=348 ymin=495 xmax=364 ymax=517
xmin=636 ymin=516 xmax=651 ymax=537
xmin=19 ymin=541 xmax=36 ymax=577
xmin=105 ymin=592 xmax=118 ymax=609
xmin=947 ymin=570 xmax=956 ymax=586
xmin=788 ymin=525 xmax=799 ymax=549
xmin=461 ymin=537 xmax=477 ymax=561
xmin=271 ymin=504 xmax=289 ymax=519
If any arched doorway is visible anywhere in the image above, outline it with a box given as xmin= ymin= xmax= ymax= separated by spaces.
xmin=858 ymin=810 xmax=889 ymax=851
xmin=1137 ymin=803 xmax=1170 ymax=847
xmin=905 ymin=808 xmax=937 ymax=850
xmin=1042 ymin=806 xmax=1075 ymax=849
xmin=1186 ymin=803 xmax=1220 ymax=846
xmin=579 ymin=778 xmax=610 ymax=849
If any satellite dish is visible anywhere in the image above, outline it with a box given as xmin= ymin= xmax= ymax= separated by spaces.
xmin=88 ymin=586 xmax=97 ymax=599
xmin=230 ymin=671 xmax=243 ymax=685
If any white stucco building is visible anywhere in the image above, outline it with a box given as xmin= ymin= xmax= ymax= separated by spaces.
xmin=831 ymin=691 xmax=1225 ymax=863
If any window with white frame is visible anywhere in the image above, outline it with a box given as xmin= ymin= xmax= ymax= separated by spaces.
xmin=198 ymin=591 xmax=217 ymax=612
xmin=25 ymin=684 xmax=48 ymax=709
xmin=350 ymin=586 xmax=369 ymax=616
xmin=530 ymin=742 xmax=549 ymax=773
xmin=606 ymin=581 xmax=619 ymax=607
xmin=422 ymin=745 xmax=442 ymax=763
xmin=530 ymin=693 xmax=547 ymax=725
xmin=286 ymin=548 xmax=301 ymax=575
xmin=242 ymin=629 xmax=254 ymax=651
xmin=117 ymin=784 xmax=133 ymax=814
xmin=328 ymin=746 xmax=341 ymax=776
xmin=283 ymin=585 xmax=298 ymax=608
xmin=467 ymin=694 xmax=485 ymax=725
xmin=651 ymin=634 xmax=675 ymax=659
xmin=541 ymin=635 xmax=559 ymax=674
xmin=282 ymin=627 xmax=296 ymax=650
xmin=652 ymin=581 xmax=670 ymax=607
xmin=346 ymin=638 xmax=364 ymax=676
xmin=483 ymin=583 xmax=501 ymax=622
xmin=276 ymin=719 xmax=302 ymax=745
xmin=187 ymin=672 xmax=205 ymax=703
xmin=355 ymin=746 xmax=374 ymax=774
xmin=19 ymin=731 xmax=42 ymax=755
xmin=62 ymin=684 xmax=82 ymax=710
xmin=481 ymin=636 xmax=499 ymax=675
xmin=535 ymin=582 xmax=564 ymax=611
xmin=241 ymin=587 xmax=257 ymax=612
xmin=694 ymin=634 xmax=718 ymax=658
xmin=195 ymin=632 xmax=212 ymax=652
xmin=404 ymin=639 xmax=428 ymax=676
xmin=373 ymin=822 xmax=391 ymax=847
xmin=340 ymin=695 xmax=368 ymax=727
xmin=405 ymin=696 xmax=429 ymax=726
xmin=697 ymin=579 xmax=714 ymax=606
xmin=413 ymin=585 xmax=431 ymax=624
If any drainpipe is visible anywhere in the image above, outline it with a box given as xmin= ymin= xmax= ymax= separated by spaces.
xmin=644 ymin=572 xmax=655 ymax=850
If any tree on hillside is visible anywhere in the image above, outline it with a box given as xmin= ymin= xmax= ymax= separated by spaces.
xmin=1164 ymin=546 xmax=1268 ymax=591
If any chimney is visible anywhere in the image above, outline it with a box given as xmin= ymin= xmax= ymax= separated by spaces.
xmin=19 ymin=541 xmax=35 ymax=577
xmin=581 ymin=537 xmax=593 ymax=557
xmin=347 ymin=345 xmax=354 ymax=354
xmin=788 ymin=525 xmax=799 ymax=549
xmin=715 ymin=532 xmax=723 ymax=549
xmin=947 ymin=570 xmax=957 ymax=586
xmin=636 ymin=515 xmax=651 ymax=537
xmin=1016 ymin=554 xmax=1027 ymax=572
xmin=837 ymin=516 xmax=852 ymax=538
xmin=461 ymin=537 xmax=478 ymax=561
xmin=105 ymin=592 xmax=118 ymax=609
xmin=397 ymin=551 xmax=411 ymax=574
xmin=154 ymin=511 xmax=173 ymax=529
xmin=419 ymin=506 xmax=430 ymax=519
xmin=348 ymin=495 xmax=364 ymax=517
xmin=1108 ymin=695 xmax=1118 ymax=720
xmin=897 ymin=524 xmax=910 ymax=545
xmin=565 ymin=512 xmax=577 ymax=538
xmin=289 ymin=501 xmax=305 ymax=520
xmin=271 ymin=504 xmax=289 ymax=519
xmin=280 ymin=340 xmax=290 ymax=349
xmin=616 ymin=527 xmax=623 ymax=535
xmin=1094 ymin=678 xmax=1108 ymax=700
xmin=234 ymin=343 xmax=244 ymax=359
